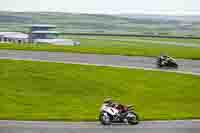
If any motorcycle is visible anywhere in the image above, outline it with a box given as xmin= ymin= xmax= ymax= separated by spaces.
xmin=99 ymin=102 xmax=139 ymax=125
xmin=157 ymin=56 xmax=178 ymax=68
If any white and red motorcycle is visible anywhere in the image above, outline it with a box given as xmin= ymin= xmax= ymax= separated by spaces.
xmin=99 ymin=102 xmax=139 ymax=125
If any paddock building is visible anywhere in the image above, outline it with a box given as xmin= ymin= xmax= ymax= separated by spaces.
xmin=0 ymin=24 xmax=80 ymax=46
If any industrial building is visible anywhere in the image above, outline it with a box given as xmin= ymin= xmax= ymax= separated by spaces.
xmin=0 ymin=24 xmax=80 ymax=46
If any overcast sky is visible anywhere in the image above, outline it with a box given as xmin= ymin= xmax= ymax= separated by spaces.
xmin=0 ymin=0 xmax=199 ymax=15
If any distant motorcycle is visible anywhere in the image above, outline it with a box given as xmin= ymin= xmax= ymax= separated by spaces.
xmin=157 ymin=56 xmax=178 ymax=68
xmin=99 ymin=101 xmax=139 ymax=125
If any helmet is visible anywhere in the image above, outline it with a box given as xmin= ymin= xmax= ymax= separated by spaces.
xmin=104 ymin=98 xmax=112 ymax=104
xmin=160 ymin=53 xmax=167 ymax=56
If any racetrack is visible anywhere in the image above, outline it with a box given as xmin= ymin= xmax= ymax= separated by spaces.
xmin=0 ymin=51 xmax=200 ymax=133
xmin=0 ymin=120 xmax=200 ymax=133
xmin=0 ymin=50 xmax=200 ymax=75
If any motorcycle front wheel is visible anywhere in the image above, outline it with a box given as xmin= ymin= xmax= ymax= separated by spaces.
xmin=99 ymin=113 xmax=111 ymax=125
xmin=127 ymin=112 xmax=139 ymax=125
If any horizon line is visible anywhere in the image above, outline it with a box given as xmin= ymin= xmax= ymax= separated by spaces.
xmin=0 ymin=10 xmax=200 ymax=16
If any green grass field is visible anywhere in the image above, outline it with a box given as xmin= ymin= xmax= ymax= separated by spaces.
xmin=139 ymin=37 xmax=200 ymax=44
xmin=116 ymin=36 xmax=200 ymax=44
xmin=67 ymin=35 xmax=200 ymax=45
xmin=0 ymin=59 xmax=200 ymax=121
xmin=1 ymin=37 xmax=200 ymax=59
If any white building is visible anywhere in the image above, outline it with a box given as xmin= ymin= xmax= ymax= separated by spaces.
xmin=0 ymin=24 xmax=80 ymax=46
xmin=0 ymin=32 xmax=28 ymax=43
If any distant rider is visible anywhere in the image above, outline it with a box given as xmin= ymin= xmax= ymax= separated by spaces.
xmin=160 ymin=54 xmax=172 ymax=65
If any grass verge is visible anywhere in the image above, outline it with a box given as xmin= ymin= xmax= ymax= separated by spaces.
xmin=0 ymin=59 xmax=200 ymax=121
xmin=0 ymin=37 xmax=200 ymax=59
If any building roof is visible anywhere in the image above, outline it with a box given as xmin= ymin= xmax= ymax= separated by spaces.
xmin=31 ymin=31 xmax=60 ymax=34
xmin=0 ymin=32 xmax=28 ymax=39
xmin=27 ymin=24 xmax=57 ymax=28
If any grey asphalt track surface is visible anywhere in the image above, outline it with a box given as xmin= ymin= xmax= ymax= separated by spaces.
xmin=0 ymin=120 xmax=200 ymax=133
xmin=0 ymin=50 xmax=200 ymax=75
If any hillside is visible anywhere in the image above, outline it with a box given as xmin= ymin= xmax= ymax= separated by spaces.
xmin=0 ymin=11 xmax=200 ymax=36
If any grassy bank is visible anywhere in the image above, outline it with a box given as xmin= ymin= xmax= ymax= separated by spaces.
xmin=68 ymin=35 xmax=200 ymax=44
xmin=0 ymin=59 xmax=200 ymax=121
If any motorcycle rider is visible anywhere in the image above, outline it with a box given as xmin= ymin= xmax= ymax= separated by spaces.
xmin=100 ymin=99 xmax=139 ymax=125
xmin=159 ymin=54 xmax=172 ymax=65
xmin=103 ymin=98 xmax=115 ymax=107
xmin=103 ymin=98 xmax=125 ymax=115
